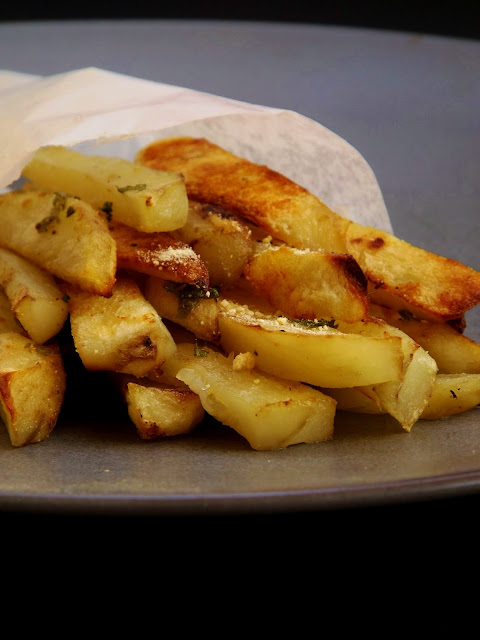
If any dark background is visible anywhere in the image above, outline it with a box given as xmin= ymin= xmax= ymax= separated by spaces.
xmin=1 ymin=2 xmax=479 ymax=41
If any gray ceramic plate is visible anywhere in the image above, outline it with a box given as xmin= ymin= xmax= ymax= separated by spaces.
xmin=0 ymin=20 xmax=479 ymax=515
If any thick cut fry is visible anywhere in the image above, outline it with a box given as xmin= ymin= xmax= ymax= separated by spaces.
xmin=217 ymin=299 xmax=404 ymax=388
xmin=22 ymin=145 xmax=189 ymax=232
xmin=346 ymin=222 xmax=480 ymax=322
xmin=136 ymin=136 xmax=349 ymax=253
xmin=370 ymin=303 xmax=480 ymax=374
xmin=68 ymin=276 xmax=176 ymax=376
xmin=0 ymin=190 xmax=116 ymax=296
xmin=114 ymin=374 xmax=204 ymax=440
xmin=0 ymin=332 xmax=66 ymax=447
xmin=109 ymin=220 xmax=209 ymax=285
xmin=161 ymin=343 xmax=336 ymax=451
xmin=244 ymin=244 xmax=369 ymax=323
xmin=421 ymin=374 xmax=480 ymax=420
xmin=0 ymin=247 xmax=68 ymax=344
xmin=172 ymin=200 xmax=254 ymax=287
xmin=137 ymin=136 xmax=480 ymax=322
xmin=144 ymin=277 xmax=220 ymax=343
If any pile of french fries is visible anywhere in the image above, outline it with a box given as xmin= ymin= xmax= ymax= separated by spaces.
xmin=1 ymin=137 xmax=480 ymax=450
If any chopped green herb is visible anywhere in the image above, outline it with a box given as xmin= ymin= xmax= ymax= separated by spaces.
xmin=450 ymin=389 xmax=458 ymax=399
xmin=36 ymin=215 xmax=58 ymax=233
xmin=398 ymin=309 xmax=420 ymax=322
xmin=116 ymin=184 xmax=147 ymax=193
xmin=165 ymin=282 xmax=219 ymax=317
xmin=287 ymin=317 xmax=339 ymax=330
xmin=194 ymin=341 xmax=209 ymax=357
xmin=100 ymin=202 xmax=113 ymax=221
xmin=36 ymin=192 xmax=72 ymax=232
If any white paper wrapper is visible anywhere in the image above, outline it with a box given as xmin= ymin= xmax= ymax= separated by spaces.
xmin=0 ymin=66 xmax=392 ymax=232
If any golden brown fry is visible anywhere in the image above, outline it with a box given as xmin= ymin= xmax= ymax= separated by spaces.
xmin=172 ymin=200 xmax=254 ymax=288
xmin=0 ymin=190 xmax=116 ymax=296
xmin=109 ymin=220 xmax=209 ymax=286
xmin=0 ymin=332 xmax=66 ymax=447
xmin=67 ymin=276 xmax=176 ymax=377
xmin=347 ymin=223 xmax=480 ymax=322
xmin=136 ymin=136 xmax=349 ymax=253
xmin=0 ymin=247 xmax=68 ymax=344
xmin=113 ymin=373 xmax=204 ymax=440
xmin=244 ymin=244 xmax=369 ymax=323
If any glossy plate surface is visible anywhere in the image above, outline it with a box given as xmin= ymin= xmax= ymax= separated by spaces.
xmin=0 ymin=20 xmax=479 ymax=514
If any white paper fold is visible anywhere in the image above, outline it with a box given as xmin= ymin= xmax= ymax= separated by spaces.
xmin=0 ymin=66 xmax=392 ymax=231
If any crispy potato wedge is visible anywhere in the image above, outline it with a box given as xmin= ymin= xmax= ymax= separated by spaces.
xmin=0 ymin=247 xmax=68 ymax=344
xmin=421 ymin=374 xmax=480 ymax=420
xmin=160 ymin=342 xmax=336 ymax=451
xmin=113 ymin=374 xmax=204 ymax=440
xmin=0 ymin=190 xmax=116 ymax=296
xmin=244 ymin=244 xmax=369 ymax=323
xmin=136 ymin=136 xmax=349 ymax=253
xmin=68 ymin=276 xmax=177 ymax=376
xmin=144 ymin=277 xmax=220 ymax=343
xmin=22 ymin=145 xmax=189 ymax=232
xmin=109 ymin=220 xmax=209 ymax=285
xmin=346 ymin=222 xmax=480 ymax=322
xmin=137 ymin=137 xmax=480 ymax=322
xmin=370 ymin=303 xmax=480 ymax=374
xmin=217 ymin=298 xmax=404 ymax=388
xmin=172 ymin=200 xmax=254 ymax=287
xmin=0 ymin=332 xmax=66 ymax=447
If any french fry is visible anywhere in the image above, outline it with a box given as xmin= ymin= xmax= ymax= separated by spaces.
xmin=0 ymin=190 xmax=116 ymax=296
xmin=144 ymin=277 xmax=220 ymax=343
xmin=0 ymin=331 xmax=66 ymax=447
xmin=67 ymin=276 xmax=177 ymax=377
xmin=243 ymin=244 xmax=369 ymax=323
xmin=217 ymin=298 xmax=404 ymax=388
xmin=346 ymin=222 xmax=480 ymax=322
xmin=160 ymin=342 xmax=336 ymax=451
xmin=172 ymin=200 xmax=255 ymax=288
xmin=113 ymin=373 xmax=204 ymax=440
xmin=0 ymin=246 xmax=68 ymax=344
xmin=108 ymin=220 xmax=209 ymax=285
xmin=22 ymin=145 xmax=189 ymax=232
